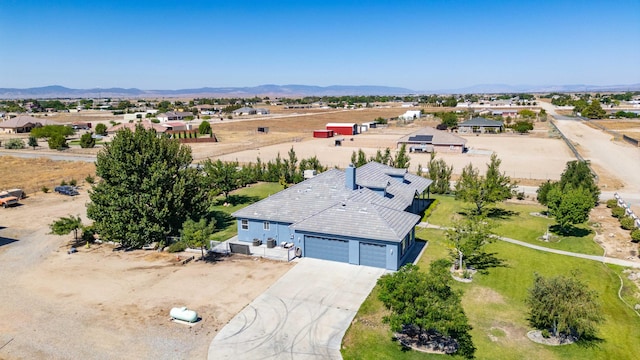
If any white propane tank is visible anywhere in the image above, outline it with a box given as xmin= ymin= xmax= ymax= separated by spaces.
xmin=170 ymin=307 xmax=198 ymax=323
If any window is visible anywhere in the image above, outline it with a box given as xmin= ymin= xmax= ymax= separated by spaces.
xmin=241 ymin=219 xmax=248 ymax=230
xmin=263 ymin=221 xmax=270 ymax=231
xmin=401 ymin=237 xmax=407 ymax=256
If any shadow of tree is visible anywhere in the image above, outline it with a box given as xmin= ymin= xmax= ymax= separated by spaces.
xmin=550 ymin=224 xmax=592 ymax=237
xmin=485 ymin=207 xmax=519 ymax=219
xmin=207 ymin=210 xmax=235 ymax=230
xmin=213 ymin=194 xmax=260 ymax=207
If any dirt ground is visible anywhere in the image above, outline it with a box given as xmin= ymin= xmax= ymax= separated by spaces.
xmin=0 ymin=191 xmax=292 ymax=360
xmin=590 ymin=203 xmax=639 ymax=260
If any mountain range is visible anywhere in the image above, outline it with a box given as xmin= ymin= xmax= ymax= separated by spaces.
xmin=0 ymin=83 xmax=638 ymax=99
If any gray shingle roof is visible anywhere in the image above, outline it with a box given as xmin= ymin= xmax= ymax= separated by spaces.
xmin=290 ymin=200 xmax=420 ymax=242
xmin=397 ymin=127 xmax=467 ymax=146
xmin=0 ymin=115 xmax=55 ymax=128
xmin=459 ymin=117 xmax=504 ymax=127
xmin=233 ymin=162 xmax=432 ymax=242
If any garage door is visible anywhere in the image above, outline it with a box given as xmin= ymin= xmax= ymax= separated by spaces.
xmin=359 ymin=242 xmax=386 ymax=268
xmin=305 ymin=236 xmax=349 ymax=263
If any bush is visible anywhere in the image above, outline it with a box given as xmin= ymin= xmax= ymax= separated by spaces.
xmin=60 ymin=180 xmax=67 ymax=186
xmin=79 ymin=132 xmax=96 ymax=148
xmin=69 ymin=179 xmax=77 ymax=186
xmin=631 ymin=229 xmax=640 ymax=243
xmin=41 ymin=186 xmax=49 ymax=193
xmin=611 ymin=206 xmax=626 ymax=218
xmin=606 ymin=199 xmax=618 ymax=208
xmin=4 ymin=138 xmax=25 ymax=149
xmin=95 ymin=123 xmax=107 ymax=136
xmin=167 ymin=241 xmax=187 ymax=253
xmin=48 ymin=133 xmax=68 ymax=150
xmin=422 ymin=199 xmax=439 ymax=220
xmin=85 ymin=175 xmax=95 ymax=184
xmin=516 ymin=191 xmax=525 ymax=200
xmin=620 ymin=216 xmax=636 ymax=230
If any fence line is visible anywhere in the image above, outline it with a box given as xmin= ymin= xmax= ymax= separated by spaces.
xmin=623 ymin=135 xmax=640 ymax=147
xmin=549 ymin=118 xmax=599 ymax=183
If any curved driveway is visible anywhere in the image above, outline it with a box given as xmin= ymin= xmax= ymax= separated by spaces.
xmin=208 ymin=258 xmax=384 ymax=360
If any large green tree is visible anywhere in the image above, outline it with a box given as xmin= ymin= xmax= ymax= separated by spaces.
xmin=526 ymin=273 xmax=603 ymax=340
xmin=558 ymin=160 xmax=600 ymax=206
xmin=202 ymin=159 xmax=240 ymax=199
xmin=547 ymin=184 xmax=594 ymax=232
xmin=455 ymin=154 xmax=514 ymax=214
xmin=581 ymin=99 xmax=606 ymax=119
xmin=427 ymin=152 xmax=453 ymax=194
xmin=87 ymin=126 xmax=208 ymax=248
xmin=377 ymin=260 xmax=475 ymax=358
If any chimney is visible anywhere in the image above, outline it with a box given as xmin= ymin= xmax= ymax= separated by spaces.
xmin=346 ymin=164 xmax=357 ymax=190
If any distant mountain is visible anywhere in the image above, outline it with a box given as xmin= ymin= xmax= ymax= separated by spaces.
xmin=0 ymin=84 xmax=416 ymax=99
xmin=0 ymin=83 xmax=638 ymax=99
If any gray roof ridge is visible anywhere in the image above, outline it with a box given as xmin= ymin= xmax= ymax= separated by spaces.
xmin=370 ymin=202 xmax=416 ymax=240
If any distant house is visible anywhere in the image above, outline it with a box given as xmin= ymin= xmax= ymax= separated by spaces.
xmin=233 ymin=162 xmax=432 ymax=270
xmin=232 ymin=107 xmax=257 ymax=116
xmin=396 ymin=127 xmax=467 ymax=153
xmin=255 ymin=108 xmax=270 ymax=115
xmin=0 ymin=115 xmax=55 ymax=134
xmin=458 ymin=117 xmax=504 ymax=134
xmin=160 ymin=121 xmax=188 ymax=131
xmin=107 ymin=120 xmax=167 ymax=134
xmin=399 ymin=110 xmax=421 ymax=121
xmin=156 ymin=111 xmax=193 ymax=122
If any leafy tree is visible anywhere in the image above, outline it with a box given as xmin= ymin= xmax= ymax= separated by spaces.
xmin=202 ymin=159 xmax=239 ymax=199
xmin=439 ymin=112 xmax=458 ymax=128
xmin=95 ymin=123 xmax=108 ymax=136
xmin=31 ymin=125 xmax=74 ymax=139
xmin=28 ymin=136 xmax=38 ymax=149
xmin=198 ymin=121 xmax=212 ymax=135
xmin=455 ymin=154 xmax=514 ymax=214
xmin=549 ymin=185 xmax=594 ymax=232
xmin=180 ymin=218 xmax=216 ymax=258
xmin=393 ymin=144 xmax=411 ymax=169
xmin=87 ymin=126 xmax=208 ymax=248
xmin=536 ymin=180 xmax=555 ymax=206
xmin=285 ymin=146 xmax=299 ymax=183
xmin=48 ymin=133 xmax=68 ymax=150
xmin=581 ymin=99 xmax=606 ymax=119
xmin=427 ymin=152 xmax=452 ymax=194
xmin=4 ymin=138 xmax=25 ymax=149
xmin=80 ymin=132 xmax=96 ymax=148
xmin=50 ymin=215 xmax=83 ymax=241
xmin=558 ymin=161 xmax=599 ymax=206
xmin=446 ymin=215 xmax=502 ymax=272
xmin=513 ymin=121 xmax=533 ymax=134
xmin=518 ymin=109 xmax=536 ymax=119
xmin=526 ymin=273 xmax=603 ymax=340
xmin=377 ymin=261 xmax=475 ymax=359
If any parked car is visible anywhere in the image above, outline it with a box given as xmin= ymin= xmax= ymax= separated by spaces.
xmin=5 ymin=188 xmax=25 ymax=199
xmin=54 ymin=185 xmax=79 ymax=196
xmin=0 ymin=192 xmax=19 ymax=208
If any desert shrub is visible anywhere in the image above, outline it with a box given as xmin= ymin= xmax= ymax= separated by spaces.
xmin=4 ymin=138 xmax=25 ymax=149
xmin=81 ymin=225 xmax=96 ymax=243
xmin=606 ymin=199 xmax=618 ymax=208
xmin=516 ymin=191 xmax=526 ymax=200
xmin=69 ymin=179 xmax=77 ymax=186
xmin=41 ymin=186 xmax=49 ymax=193
xmin=620 ymin=216 xmax=636 ymax=231
xmin=85 ymin=175 xmax=95 ymax=184
xmin=168 ymin=241 xmax=187 ymax=253
xmin=631 ymin=229 xmax=640 ymax=243
xmin=611 ymin=206 xmax=626 ymax=218
xmin=48 ymin=133 xmax=68 ymax=150
xmin=60 ymin=180 xmax=67 ymax=186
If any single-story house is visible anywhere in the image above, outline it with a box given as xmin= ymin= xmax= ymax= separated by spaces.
xmin=0 ymin=115 xmax=55 ymax=134
xmin=399 ymin=110 xmax=421 ymax=121
xmin=326 ymin=122 xmax=358 ymax=135
xmin=107 ymin=120 xmax=167 ymax=134
xmin=232 ymin=162 xmax=432 ymax=270
xmin=232 ymin=107 xmax=257 ymax=116
xmin=160 ymin=121 xmax=188 ymax=131
xmin=458 ymin=117 xmax=504 ymax=134
xmin=156 ymin=111 xmax=193 ymax=122
xmin=396 ymin=127 xmax=467 ymax=153
xmin=255 ymin=108 xmax=270 ymax=115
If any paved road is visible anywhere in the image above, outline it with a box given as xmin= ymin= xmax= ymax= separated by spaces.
xmin=208 ymin=258 xmax=384 ymax=360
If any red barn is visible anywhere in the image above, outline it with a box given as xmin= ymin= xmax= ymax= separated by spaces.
xmin=326 ymin=123 xmax=358 ymax=136
xmin=313 ymin=130 xmax=334 ymax=138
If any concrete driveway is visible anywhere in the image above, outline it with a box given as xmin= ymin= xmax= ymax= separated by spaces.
xmin=208 ymin=258 xmax=385 ymax=359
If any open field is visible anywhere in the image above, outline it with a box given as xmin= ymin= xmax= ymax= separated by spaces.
xmin=0 ymin=190 xmax=292 ymax=360
xmin=0 ymin=156 xmax=95 ymax=194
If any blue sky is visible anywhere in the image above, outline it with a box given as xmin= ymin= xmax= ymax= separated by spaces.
xmin=1 ymin=0 xmax=639 ymax=90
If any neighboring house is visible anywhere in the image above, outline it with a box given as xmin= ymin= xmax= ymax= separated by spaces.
xmin=397 ymin=127 xmax=467 ymax=153
xmin=326 ymin=122 xmax=358 ymax=135
xmin=255 ymin=108 xmax=270 ymax=115
xmin=107 ymin=120 xmax=167 ymax=134
xmin=458 ymin=117 xmax=504 ymax=134
xmin=160 ymin=121 xmax=188 ymax=131
xmin=156 ymin=111 xmax=193 ymax=122
xmin=232 ymin=107 xmax=257 ymax=116
xmin=491 ymin=110 xmax=518 ymax=118
xmin=0 ymin=115 xmax=55 ymax=134
xmin=232 ymin=162 xmax=432 ymax=270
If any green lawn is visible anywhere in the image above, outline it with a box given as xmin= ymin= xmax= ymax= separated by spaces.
xmin=341 ymin=229 xmax=640 ymax=360
xmin=423 ymin=195 xmax=603 ymax=256
xmin=208 ymin=182 xmax=283 ymax=242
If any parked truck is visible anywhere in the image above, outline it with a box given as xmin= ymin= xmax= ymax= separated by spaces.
xmin=0 ymin=192 xmax=19 ymax=208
